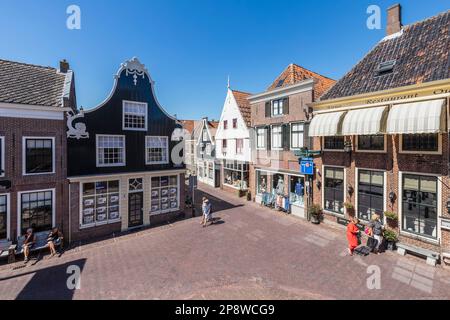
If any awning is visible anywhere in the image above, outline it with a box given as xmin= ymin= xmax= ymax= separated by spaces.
xmin=342 ymin=106 xmax=387 ymax=135
xmin=309 ymin=111 xmax=346 ymax=136
xmin=386 ymin=99 xmax=446 ymax=134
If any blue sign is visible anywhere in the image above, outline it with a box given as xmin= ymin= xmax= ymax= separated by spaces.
xmin=300 ymin=158 xmax=314 ymax=175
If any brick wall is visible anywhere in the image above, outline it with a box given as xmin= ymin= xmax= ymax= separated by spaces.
xmin=0 ymin=116 xmax=69 ymax=239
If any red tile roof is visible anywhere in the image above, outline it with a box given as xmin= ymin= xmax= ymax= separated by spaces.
xmin=231 ymin=89 xmax=252 ymax=127
xmin=267 ymin=63 xmax=336 ymax=100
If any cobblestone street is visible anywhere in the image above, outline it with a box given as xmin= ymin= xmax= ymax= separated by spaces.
xmin=1 ymin=183 xmax=450 ymax=300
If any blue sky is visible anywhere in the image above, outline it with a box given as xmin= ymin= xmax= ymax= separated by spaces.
xmin=0 ymin=0 xmax=448 ymax=120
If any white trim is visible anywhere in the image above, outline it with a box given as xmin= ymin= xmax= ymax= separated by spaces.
xmin=255 ymin=127 xmax=267 ymax=150
xmin=398 ymin=170 xmax=440 ymax=243
xmin=322 ymin=165 xmax=346 ymax=216
xmin=289 ymin=122 xmax=305 ymax=150
xmin=122 ymin=100 xmax=148 ymax=131
xmin=96 ymin=134 xmax=126 ymax=167
xmin=270 ymin=124 xmax=283 ymax=150
xmin=0 ymin=102 xmax=70 ymax=120
xmin=68 ymin=168 xmax=186 ymax=182
xmin=399 ymin=133 xmax=442 ymax=155
xmin=145 ymin=136 xmax=169 ymax=165
xmin=248 ymin=78 xmax=314 ymax=104
xmin=355 ymin=135 xmax=387 ymax=153
xmin=22 ymin=136 xmax=56 ymax=176
xmin=0 ymin=136 xmax=4 ymax=178
xmin=0 ymin=193 xmax=10 ymax=241
xmin=149 ymin=174 xmax=180 ymax=215
xmin=17 ymin=188 xmax=56 ymax=237
xmin=355 ymin=167 xmax=387 ymax=223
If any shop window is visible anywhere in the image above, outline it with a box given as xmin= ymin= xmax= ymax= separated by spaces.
xmin=20 ymin=190 xmax=53 ymax=234
xmin=289 ymin=175 xmax=305 ymax=207
xmin=402 ymin=174 xmax=437 ymax=239
xmin=324 ymin=136 xmax=344 ymax=150
xmin=256 ymin=171 xmax=268 ymax=194
xmin=97 ymin=135 xmax=125 ymax=167
xmin=256 ymin=128 xmax=266 ymax=149
xmin=224 ymin=161 xmax=249 ymax=190
xmin=24 ymin=137 xmax=54 ymax=174
xmin=146 ymin=136 xmax=169 ymax=164
xmin=81 ymin=181 xmax=120 ymax=226
xmin=123 ymin=101 xmax=147 ymax=130
xmin=357 ymin=135 xmax=385 ymax=151
xmin=324 ymin=167 xmax=344 ymax=214
xmin=271 ymin=126 xmax=282 ymax=149
xmin=402 ymin=134 xmax=438 ymax=152
xmin=150 ymin=176 xmax=178 ymax=214
xmin=272 ymin=173 xmax=285 ymax=195
xmin=358 ymin=170 xmax=384 ymax=221
xmin=208 ymin=163 xmax=214 ymax=179
xmin=0 ymin=195 xmax=7 ymax=240
xmin=290 ymin=123 xmax=304 ymax=149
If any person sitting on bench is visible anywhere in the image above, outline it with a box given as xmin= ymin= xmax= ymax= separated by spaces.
xmin=47 ymin=227 xmax=63 ymax=257
xmin=23 ymin=228 xmax=36 ymax=263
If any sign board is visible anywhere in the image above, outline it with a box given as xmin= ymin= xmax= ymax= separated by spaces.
xmin=300 ymin=158 xmax=314 ymax=175
xmin=442 ymin=218 xmax=450 ymax=231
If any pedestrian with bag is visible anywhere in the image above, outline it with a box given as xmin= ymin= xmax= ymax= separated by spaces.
xmin=201 ymin=197 xmax=212 ymax=227
xmin=368 ymin=213 xmax=384 ymax=254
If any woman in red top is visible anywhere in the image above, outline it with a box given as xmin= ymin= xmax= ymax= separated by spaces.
xmin=346 ymin=217 xmax=360 ymax=256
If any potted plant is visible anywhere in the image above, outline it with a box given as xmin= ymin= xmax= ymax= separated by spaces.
xmin=384 ymin=211 xmax=398 ymax=228
xmin=344 ymin=202 xmax=355 ymax=217
xmin=383 ymin=229 xmax=398 ymax=251
xmin=246 ymin=191 xmax=252 ymax=201
xmin=308 ymin=204 xmax=323 ymax=224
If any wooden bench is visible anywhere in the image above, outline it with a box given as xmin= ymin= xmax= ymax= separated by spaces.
xmin=397 ymin=242 xmax=440 ymax=266
xmin=15 ymin=231 xmax=62 ymax=261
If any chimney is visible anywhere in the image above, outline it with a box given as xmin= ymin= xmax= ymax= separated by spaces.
xmin=60 ymin=59 xmax=69 ymax=73
xmin=386 ymin=4 xmax=402 ymax=36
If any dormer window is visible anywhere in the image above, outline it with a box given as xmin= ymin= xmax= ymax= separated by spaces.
xmin=375 ymin=60 xmax=396 ymax=76
xmin=123 ymin=101 xmax=147 ymax=131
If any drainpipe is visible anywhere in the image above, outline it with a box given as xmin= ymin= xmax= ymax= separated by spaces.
xmin=68 ymin=182 xmax=71 ymax=244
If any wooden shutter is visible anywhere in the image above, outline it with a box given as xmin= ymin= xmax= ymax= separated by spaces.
xmin=283 ymin=124 xmax=290 ymax=150
xmin=284 ymin=98 xmax=289 ymax=115
xmin=266 ymin=126 xmax=271 ymax=150
xmin=265 ymin=101 xmax=271 ymax=117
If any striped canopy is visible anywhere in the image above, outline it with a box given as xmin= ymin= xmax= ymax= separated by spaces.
xmin=386 ymin=99 xmax=446 ymax=134
xmin=342 ymin=106 xmax=387 ymax=135
xmin=309 ymin=111 xmax=346 ymax=137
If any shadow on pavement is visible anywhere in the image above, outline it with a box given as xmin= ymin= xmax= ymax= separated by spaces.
xmin=0 ymin=258 xmax=87 ymax=300
xmin=191 ymin=188 xmax=243 ymax=217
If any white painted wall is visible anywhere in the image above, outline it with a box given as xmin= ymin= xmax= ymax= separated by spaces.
xmin=215 ymin=89 xmax=252 ymax=162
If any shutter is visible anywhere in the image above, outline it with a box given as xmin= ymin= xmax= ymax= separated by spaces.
xmin=283 ymin=124 xmax=290 ymax=150
xmin=284 ymin=98 xmax=289 ymax=115
xmin=266 ymin=126 xmax=271 ymax=150
xmin=265 ymin=101 xmax=271 ymax=117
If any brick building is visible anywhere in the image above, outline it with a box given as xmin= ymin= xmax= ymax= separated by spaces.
xmin=248 ymin=64 xmax=335 ymax=218
xmin=0 ymin=59 xmax=76 ymax=243
xmin=309 ymin=5 xmax=450 ymax=263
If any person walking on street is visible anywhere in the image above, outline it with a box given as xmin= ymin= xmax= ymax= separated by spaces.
xmin=201 ymin=197 xmax=212 ymax=227
xmin=346 ymin=217 xmax=360 ymax=256
xmin=369 ymin=213 xmax=384 ymax=254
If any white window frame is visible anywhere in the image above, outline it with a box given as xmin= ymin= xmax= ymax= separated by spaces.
xmin=79 ymin=180 xmax=121 ymax=228
xmin=235 ymin=139 xmax=244 ymax=155
xmin=321 ymin=165 xmax=346 ymax=216
xmin=17 ymin=188 xmax=55 ymax=237
xmin=398 ymin=171 xmax=441 ymax=244
xmin=122 ymin=100 xmax=148 ymax=131
xmin=96 ymin=135 xmax=126 ymax=167
xmin=0 ymin=193 xmax=10 ymax=241
xmin=271 ymin=125 xmax=283 ymax=150
xmin=256 ymin=127 xmax=266 ymax=150
xmin=290 ymin=122 xmax=304 ymax=150
xmin=355 ymin=135 xmax=387 ymax=153
xmin=145 ymin=136 xmax=169 ymax=165
xmin=150 ymin=175 xmax=180 ymax=215
xmin=399 ymin=134 xmax=442 ymax=155
xmin=22 ymin=136 xmax=56 ymax=176
xmin=272 ymin=99 xmax=284 ymax=117
xmin=0 ymin=136 xmax=4 ymax=178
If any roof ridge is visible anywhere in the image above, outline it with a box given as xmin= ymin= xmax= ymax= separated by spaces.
xmin=0 ymin=58 xmax=57 ymax=71
xmin=231 ymin=89 xmax=252 ymax=96
xmin=289 ymin=63 xmax=336 ymax=81
xmin=403 ymin=9 xmax=450 ymax=30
